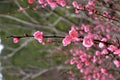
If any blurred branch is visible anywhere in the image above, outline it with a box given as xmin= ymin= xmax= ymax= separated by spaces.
xmin=25 ymin=65 xmax=71 ymax=80
xmin=1 ymin=38 xmax=33 ymax=59
xmin=14 ymin=0 xmax=39 ymax=24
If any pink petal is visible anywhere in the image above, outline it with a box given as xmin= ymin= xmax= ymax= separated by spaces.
xmin=62 ymin=35 xmax=72 ymax=46
xmin=113 ymin=60 xmax=120 ymax=67
xmin=83 ymin=36 xmax=93 ymax=47
xmin=33 ymin=31 xmax=44 ymax=43
xmin=69 ymin=26 xmax=78 ymax=38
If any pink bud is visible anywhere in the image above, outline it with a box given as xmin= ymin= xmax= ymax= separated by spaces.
xmin=99 ymin=42 xmax=105 ymax=48
xmin=19 ymin=7 xmax=24 ymax=12
xmin=13 ymin=37 xmax=19 ymax=43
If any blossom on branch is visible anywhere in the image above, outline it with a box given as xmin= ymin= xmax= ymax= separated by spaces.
xmin=113 ymin=60 xmax=120 ymax=68
xmin=62 ymin=35 xmax=72 ymax=46
xmin=69 ymin=26 xmax=78 ymax=40
xmin=62 ymin=26 xmax=79 ymax=46
xmin=83 ymin=35 xmax=93 ymax=48
xmin=13 ymin=37 xmax=20 ymax=43
xmin=33 ymin=31 xmax=44 ymax=43
xmin=28 ymin=0 xmax=34 ymax=4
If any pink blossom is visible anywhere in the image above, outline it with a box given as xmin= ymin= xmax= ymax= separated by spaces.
xmin=88 ymin=1 xmax=95 ymax=6
xmin=101 ymin=49 xmax=108 ymax=55
xmin=62 ymin=26 xmax=79 ymax=46
xmin=82 ymin=24 xmax=90 ymax=33
xmin=62 ymin=35 xmax=72 ymax=46
xmin=96 ymin=72 xmax=101 ymax=78
xmin=38 ymin=0 xmax=44 ymax=4
xmin=46 ymin=38 xmax=52 ymax=43
xmin=83 ymin=36 xmax=93 ymax=48
xmin=114 ymin=49 xmax=120 ymax=54
xmin=77 ymin=4 xmax=83 ymax=10
xmin=19 ymin=7 xmax=24 ymax=12
xmin=28 ymin=0 xmax=34 ymax=4
xmin=77 ymin=63 xmax=82 ymax=69
xmin=95 ymin=51 xmax=101 ymax=56
xmin=107 ymin=45 xmax=117 ymax=52
xmin=70 ymin=58 xmax=76 ymax=65
xmin=68 ymin=78 xmax=75 ymax=80
xmin=49 ymin=2 xmax=57 ymax=8
xmin=113 ymin=60 xmax=120 ymax=67
xmin=101 ymin=68 xmax=107 ymax=74
xmin=80 ymin=55 xmax=86 ymax=62
xmin=56 ymin=0 xmax=66 ymax=7
xmin=69 ymin=26 xmax=78 ymax=39
xmin=85 ymin=60 xmax=90 ymax=66
xmin=99 ymin=42 xmax=105 ymax=48
xmin=93 ymin=56 xmax=97 ymax=63
xmin=75 ymin=9 xmax=79 ymax=14
xmin=59 ymin=1 xmax=66 ymax=7
xmin=72 ymin=1 xmax=78 ymax=8
xmin=13 ymin=37 xmax=20 ymax=43
xmin=33 ymin=31 xmax=44 ymax=43
xmin=99 ymin=38 xmax=107 ymax=48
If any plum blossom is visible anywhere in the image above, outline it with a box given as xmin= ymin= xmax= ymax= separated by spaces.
xmin=101 ymin=68 xmax=107 ymax=74
xmin=38 ymin=0 xmax=44 ymax=4
xmin=62 ymin=35 xmax=72 ymax=46
xmin=70 ymin=58 xmax=76 ymax=65
xmin=69 ymin=26 xmax=78 ymax=39
xmin=19 ymin=7 xmax=24 ymax=12
xmin=28 ymin=0 xmax=34 ymax=4
xmin=49 ymin=2 xmax=57 ymax=8
xmin=101 ymin=49 xmax=108 ymax=55
xmin=77 ymin=63 xmax=82 ymax=69
xmin=72 ymin=1 xmax=78 ymax=8
xmin=82 ymin=24 xmax=90 ymax=33
xmin=99 ymin=38 xmax=107 ymax=48
xmin=113 ymin=60 xmax=120 ymax=67
xmin=13 ymin=37 xmax=20 ymax=43
xmin=62 ymin=26 xmax=79 ymax=46
xmin=114 ymin=49 xmax=120 ymax=54
xmin=83 ymin=35 xmax=93 ymax=48
xmin=107 ymin=45 xmax=117 ymax=52
xmin=59 ymin=0 xmax=66 ymax=7
xmin=56 ymin=0 xmax=66 ymax=7
xmin=33 ymin=31 xmax=44 ymax=43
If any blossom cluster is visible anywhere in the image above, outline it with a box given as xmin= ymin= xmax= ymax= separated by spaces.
xmin=12 ymin=0 xmax=120 ymax=79
xmin=28 ymin=0 xmax=66 ymax=8
xmin=12 ymin=24 xmax=120 ymax=80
